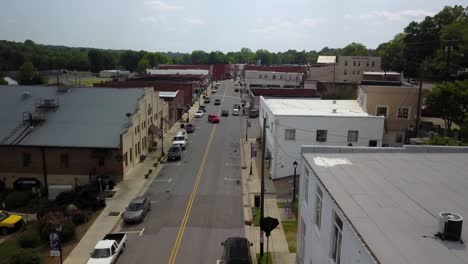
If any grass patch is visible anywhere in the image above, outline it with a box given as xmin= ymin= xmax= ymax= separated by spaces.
xmin=0 ymin=235 xmax=22 ymax=261
xmin=256 ymin=252 xmax=272 ymax=264
xmin=277 ymin=201 xmax=287 ymax=208
xmin=282 ymin=220 xmax=298 ymax=253
xmin=252 ymin=207 xmax=260 ymax=227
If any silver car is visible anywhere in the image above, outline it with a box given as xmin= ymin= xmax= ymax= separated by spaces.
xmin=122 ymin=197 xmax=151 ymax=224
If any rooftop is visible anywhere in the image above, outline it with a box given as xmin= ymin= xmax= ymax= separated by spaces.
xmin=302 ymin=145 xmax=468 ymax=264
xmin=0 ymin=85 xmax=145 ymax=148
xmin=146 ymin=69 xmax=209 ymax=76
xmin=158 ymin=91 xmax=179 ymax=98
xmin=261 ymin=97 xmax=374 ymax=117
xmin=251 ymin=88 xmax=320 ymax=98
xmin=317 ymin=56 xmax=336 ymax=64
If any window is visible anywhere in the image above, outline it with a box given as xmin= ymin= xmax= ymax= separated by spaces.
xmin=376 ymin=106 xmax=387 ymax=117
xmin=366 ymin=62 xmax=369 ymax=67
xmin=98 ymin=157 xmax=105 ymax=166
xmin=316 ymin=130 xmax=327 ymax=142
xmin=398 ymin=107 xmax=410 ymax=119
xmin=280 ymin=75 xmax=283 ymax=79
xmin=371 ymin=61 xmax=375 ymax=67
xmin=358 ymin=61 xmax=360 ymax=66
xmin=124 ymin=152 xmax=128 ymax=167
xmin=352 ymin=71 xmax=355 ymax=75
xmin=353 ymin=61 xmax=356 ymax=67
xmin=259 ymin=74 xmax=262 ymax=78
xmin=130 ymin=148 xmax=133 ymax=162
xmin=285 ymin=129 xmax=296 ymax=140
xmin=344 ymin=61 xmax=348 ymax=66
xmin=315 ymin=186 xmax=323 ymax=230
xmin=60 ymin=154 xmax=69 ymax=168
xmin=135 ymin=144 xmax=138 ymax=157
xmin=22 ymin=152 xmax=32 ymax=167
xmin=344 ymin=70 xmax=347 ymax=75
xmin=264 ymin=75 xmax=268 ymax=79
xmin=289 ymin=76 xmax=292 ymax=80
xmin=347 ymin=130 xmax=358 ymax=142
xmin=330 ymin=212 xmax=343 ymax=264
xmin=357 ymin=71 xmax=360 ymax=74
xmin=272 ymin=75 xmax=276 ymax=79
xmin=369 ymin=140 xmax=377 ymax=147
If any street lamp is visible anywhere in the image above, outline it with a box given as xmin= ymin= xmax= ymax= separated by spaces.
xmin=291 ymin=161 xmax=298 ymax=209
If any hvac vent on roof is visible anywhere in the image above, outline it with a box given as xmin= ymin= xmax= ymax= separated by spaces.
xmin=21 ymin=92 xmax=32 ymax=100
xmin=436 ymin=212 xmax=463 ymax=242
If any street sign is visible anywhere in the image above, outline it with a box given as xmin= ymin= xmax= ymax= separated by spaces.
xmin=251 ymin=147 xmax=257 ymax=158
xmin=261 ymin=217 xmax=279 ymax=237
xmin=49 ymin=232 xmax=61 ymax=257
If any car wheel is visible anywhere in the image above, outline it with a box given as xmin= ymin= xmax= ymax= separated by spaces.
xmin=0 ymin=228 xmax=9 ymax=236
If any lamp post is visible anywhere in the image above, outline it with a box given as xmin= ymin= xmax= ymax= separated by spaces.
xmin=56 ymin=225 xmax=63 ymax=264
xmin=291 ymin=161 xmax=298 ymax=209
xmin=160 ymin=116 xmax=165 ymax=157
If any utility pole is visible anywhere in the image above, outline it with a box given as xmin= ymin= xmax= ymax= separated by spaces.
xmin=160 ymin=116 xmax=165 ymax=157
xmin=41 ymin=147 xmax=49 ymax=195
xmin=260 ymin=116 xmax=267 ymax=257
xmin=291 ymin=161 xmax=298 ymax=209
xmin=245 ymin=118 xmax=249 ymax=141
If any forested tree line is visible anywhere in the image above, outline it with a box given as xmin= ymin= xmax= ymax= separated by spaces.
xmin=0 ymin=5 xmax=466 ymax=82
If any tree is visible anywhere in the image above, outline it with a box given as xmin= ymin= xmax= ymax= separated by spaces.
xmin=255 ymin=49 xmax=273 ymax=65
xmin=119 ymin=50 xmax=141 ymax=72
xmin=18 ymin=62 xmax=43 ymax=85
xmin=191 ymin=50 xmax=208 ymax=64
xmin=341 ymin=42 xmax=368 ymax=56
xmin=69 ymin=54 xmax=90 ymax=71
xmin=136 ymin=58 xmax=150 ymax=74
xmin=377 ymin=33 xmax=405 ymax=72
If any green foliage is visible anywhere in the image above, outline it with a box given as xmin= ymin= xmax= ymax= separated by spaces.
xmin=137 ymin=58 xmax=150 ymax=74
xmin=282 ymin=221 xmax=298 ymax=253
xmin=18 ymin=230 xmax=41 ymax=248
xmin=251 ymin=207 xmax=260 ymax=227
xmin=18 ymin=62 xmax=44 ymax=85
xmin=256 ymin=253 xmax=272 ymax=264
xmin=5 ymin=191 xmax=33 ymax=210
xmin=341 ymin=42 xmax=369 ymax=56
xmin=38 ymin=211 xmax=76 ymax=243
xmin=10 ymin=249 xmax=43 ymax=264
xmin=0 ymin=78 xmax=7 ymax=85
xmin=426 ymin=136 xmax=459 ymax=146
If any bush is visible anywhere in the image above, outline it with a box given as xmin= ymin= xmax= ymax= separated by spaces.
xmin=10 ymin=249 xmax=43 ymax=264
xmin=55 ymin=191 xmax=77 ymax=206
xmin=38 ymin=211 xmax=76 ymax=243
xmin=18 ymin=230 xmax=41 ymax=248
xmin=72 ymin=211 xmax=86 ymax=225
xmin=426 ymin=136 xmax=458 ymax=146
xmin=5 ymin=191 xmax=33 ymax=210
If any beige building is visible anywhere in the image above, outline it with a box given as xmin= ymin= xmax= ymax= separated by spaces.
xmin=358 ymin=72 xmax=419 ymax=146
xmin=312 ymin=55 xmax=382 ymax=83
xmin=0 ymin=85 xmax=166 ymax=192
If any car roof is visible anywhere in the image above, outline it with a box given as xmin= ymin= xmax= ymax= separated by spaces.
xmin=130 ymin=197 xmax=147 ymax=204
xmin=224 ymin=237 xmax=251 ymax=263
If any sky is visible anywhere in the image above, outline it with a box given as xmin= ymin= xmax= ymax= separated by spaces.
xmin=0 ymin=0 xmax=466 ymax=53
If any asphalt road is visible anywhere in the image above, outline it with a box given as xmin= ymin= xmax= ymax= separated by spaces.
xmin=117 ymin=80 xmax=246 ymax=264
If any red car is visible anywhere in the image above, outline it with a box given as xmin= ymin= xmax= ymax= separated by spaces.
xmin=208 ymin=114 xmax=220 ymax=123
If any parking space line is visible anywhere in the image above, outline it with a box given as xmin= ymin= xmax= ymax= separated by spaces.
xmin=153 ymin=177 xmax=172 ymax=183
xmin=224 ymin=177 xmax=240 ymax=181
xmin=139 ymin=228 xmax=145 ymax=236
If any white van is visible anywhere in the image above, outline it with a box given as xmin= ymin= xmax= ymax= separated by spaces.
xmin=172 ymin=131 xmax=188 ymax=149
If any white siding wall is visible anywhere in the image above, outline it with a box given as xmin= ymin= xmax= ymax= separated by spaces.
xmin=245 ymin=70 xmax=303 ymax=89
xmin=298 ymin=162 xmax=376 ymax=264
xmin=259 ymin=97 xmax=384 ymax=179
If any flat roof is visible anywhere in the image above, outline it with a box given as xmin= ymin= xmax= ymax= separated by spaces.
xmin=317 ymin=56 xmax=336 ymax=63
xmin=302 ymin=146 xmax=468 ymax=264
xmin=363 ymin=71 xmax=400 ymax=75
xmin=0 ymin=85 xmax=145 ymax=148
xmin=262 ymin=97 xmax=372 ymax=117
xmin=147 ymin=69 xmax=209 ymax=75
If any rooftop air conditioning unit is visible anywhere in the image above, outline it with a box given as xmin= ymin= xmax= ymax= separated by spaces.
xmin=438 ymin=212 xmax=463 ymax=241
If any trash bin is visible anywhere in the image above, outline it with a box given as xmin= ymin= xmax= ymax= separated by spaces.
xmin=254 ymin=195 xmax=260 ymax=208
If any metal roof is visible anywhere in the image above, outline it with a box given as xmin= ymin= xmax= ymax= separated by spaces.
xmin=317 ymin=56 xmax=336 ymax=64
xmin=261 ymin=97 xmax=376 ymax=117
xmin=0 ymin=85 xmax=145 ymax=148
xmin=302 ymin=146 xmax=468 ymax=264
xmin=158 ymin=91 xmax=179 ymax=98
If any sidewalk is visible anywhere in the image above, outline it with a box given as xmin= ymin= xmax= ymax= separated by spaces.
xmin=64 ymin=86 xmax=212 ymax=264
xmin=241 ymin=139 xmax=296 ymax=264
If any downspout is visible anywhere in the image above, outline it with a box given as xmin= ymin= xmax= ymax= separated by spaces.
xmin=41 ymin=147 xmax=48 ymax=195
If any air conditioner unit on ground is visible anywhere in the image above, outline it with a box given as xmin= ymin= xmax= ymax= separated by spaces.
xmin=437 ymin=212 xmax=463 ymax=242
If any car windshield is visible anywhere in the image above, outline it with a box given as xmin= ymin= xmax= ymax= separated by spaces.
xmin=91 ymin=248 xmax=111 ymax=258
xmin=128 ymin=202 xmax=143 ymax=211
xmin=0 ymin=212 xmax=9 ymax=222
xmin=169 ymin=147 xmax=179 ymax=152
xmin=174 ymin=136 xmax=184 ymax=141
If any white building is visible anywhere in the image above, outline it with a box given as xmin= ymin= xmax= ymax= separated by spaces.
xmin=245 ymin=70 xmax=303 ymax=89
xmin=259 ymin=97 xmax=384 ymax=179
xmin=297 ymin=145 xmax=468 ymax=264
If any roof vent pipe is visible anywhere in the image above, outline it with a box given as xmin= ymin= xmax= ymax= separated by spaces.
xmin=332 ymin=109 xmax=337 ymax=113
xmin=333 ymin=100 xmax=336 ymax=104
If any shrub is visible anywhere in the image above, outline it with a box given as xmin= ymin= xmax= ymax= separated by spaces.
xmin=18 ymin=230 xmax=41 ymax=248
xmin=10 ymin=249 xmax=43 ymax=264
xmin=38 ymin=211 xmax=76 ymax=243
xmin=55 ymin=191 xmax=77 ymax=205
xmin=5 ymin=191 xmax=32 ymax=210
xmin=426 ymin=136 xmax=458 ymax=146
xmin=72 ymin=210 xmax=86 ymax=225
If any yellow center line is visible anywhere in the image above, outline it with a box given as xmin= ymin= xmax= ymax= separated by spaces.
xmin=168 ymin=83 xmax=228 ymax=264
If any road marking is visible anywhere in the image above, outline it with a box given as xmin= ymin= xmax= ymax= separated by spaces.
xmin=165 ymin=162 xmax=180 ymax=166
xmin=120 ymin=230 xmax=145 ymax=235
xmin=168 ymin=84 xmax=227 ymax=264
xmin=150 ymin=201 xmax=157 ymax=204
xmin=140 ymin=228 xmax=145 ymax=236
xmin=224 ymin=177 xmax=240 ymax=181
xmin=153 ymin=177 xmax=172 ymax=183
xmin=225 ymin=163 xmax=241 ymax=166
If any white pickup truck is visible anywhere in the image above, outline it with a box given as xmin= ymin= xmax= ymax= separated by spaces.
xmin=87 ymin=233 xmax=127 ymax=264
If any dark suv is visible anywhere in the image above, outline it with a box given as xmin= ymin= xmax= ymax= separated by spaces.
xmin=221 ymin=237 xmax=253 ymax=264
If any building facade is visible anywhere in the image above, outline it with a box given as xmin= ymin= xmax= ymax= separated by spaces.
xmin=314 ymin=56 xmax=382 ymax=83
xmin=245 ymin=70 xmax=304 ymax=89
xmin=0 ymin=86 xmax=165 ymax=191
xmin=358 ymin=72 xmax=419 ymax=146
xmin=259 ymin=97 xmax=384 ymax=179
xmin=297 ymin=145 xmax=468 ymax=264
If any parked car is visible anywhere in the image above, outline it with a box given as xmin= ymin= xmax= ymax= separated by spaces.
xmin=195 ymin=110 xmax=205 ymax=118
xmin=232 ymin=108 xmax=239 ymax=116
xmin=168 ymin=145 xmax=183 ymax=160
xmin=185 ymin=123 xmax=195 ymax=133
xmin=234 ymin=88 xmax=239 ymax=92
xmin=208 ymin=114 xmax=220 ymax=123
xmin=0 ymin=211 xmax=23 ymax=236
xmin=214 ymin=99 xmax=221 ymax=105
xmin=88 ymin=233 xmax=127 ymax=264
xmin=221 ymin=110 xmax=229 ymax=116
xmin=212 ymin=89 xmax=217 ymax=93
xmin=249 ymin=109 xmax=259 ymax=118
xmin=199 ymin=105 xmax=206 ymax=112
xmin=172 ymin=131 xmax=188 ymax=150
xmin=122 ymin=197 xmax=151 ymax=224
xmin=233 ymin=104 xmax=240 ymax=110
xmin=204 ymin=97 xmax=211 ymax=103
xmin=220 ymin=237 xmax=253 ymax=264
